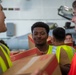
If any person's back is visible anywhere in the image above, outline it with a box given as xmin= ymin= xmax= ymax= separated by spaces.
xmin=47 ymin=27 xmax=75 ymax=75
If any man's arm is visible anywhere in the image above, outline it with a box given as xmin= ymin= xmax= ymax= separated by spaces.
xmin=60 ymin=64 xmax=70 ymax=75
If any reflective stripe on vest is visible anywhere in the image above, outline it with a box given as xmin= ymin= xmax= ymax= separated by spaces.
xmin=0 ymin=44 xmax=12 ymax=72
xmin=0 ymin=43 xmax=10 ymax=56
xmin=47 ymin=45 xmax=74 ymax=63
xmin=0 ymin=56 xmax=7 ymax=72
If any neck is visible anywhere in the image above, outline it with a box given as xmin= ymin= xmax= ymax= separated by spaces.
xmin=54 ymin=41 xmax=64 ymax=46
xmin=35 ymin=43 xmax=49 ymax=53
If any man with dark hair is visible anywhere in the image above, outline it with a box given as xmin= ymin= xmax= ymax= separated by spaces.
xmin=64 ymin=33 xmax=76 ymax=46
xmin=31 ymin=24 xmax=75 ymax=75
xmin=31 ymin=22 xmax=49 ymax=34
xmin=65 ymin=33 xmax=73 ymax=43
xmin=31 ymin=0 xmax=76 ymax=75
xmin=31 ymin=22 xmax=50 ymax=54
xmin=52 ymin=27 xmax=65 ymax=45
xmin=47 ymin=27 xmax=75 ymax=75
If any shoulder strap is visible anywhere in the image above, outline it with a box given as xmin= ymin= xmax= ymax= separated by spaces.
xmin=0 ymin=46 xmax=9 ymax=69
xmin=0 ymin=43 xmax=7 ymax=53
xmin=0 ymin=43 xmax=10 ymax=56
xmin=47 ymin=45 xmax=53 ymax=54
xmin=56 ymin=46 xmax=61 ymax=63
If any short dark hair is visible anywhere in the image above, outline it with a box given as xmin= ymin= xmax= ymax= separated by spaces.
xmin=31 ymin=22 xmax=49 ymax=34
xmin=72 ymin=0 xmax=76 ymax=9
xmin=65 ymin=33 xmax=72 ymax=37
xmin=53 ymin=27 xmax=65 ymax=41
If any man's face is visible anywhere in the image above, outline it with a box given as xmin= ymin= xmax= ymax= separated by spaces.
xmin=0 ymin=4 xmax=7 ymax=32
xmin=65 ymin=35 xmax=73 ymax=43
xmin=32 ymin=27 xmax=48 ymax=46
xmin=72 ymin=8 xmax=76 ymax=24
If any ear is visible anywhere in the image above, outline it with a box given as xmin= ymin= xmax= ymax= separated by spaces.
xmin=31 ymin=33 xmax=34 ymax=40
xmin=47 ymin=34 xmax=49 ymax=38
xmin=72 ymin=38 xmax=73 ymax=41
xmin=52 ymin=36 xmax=56 ymax=42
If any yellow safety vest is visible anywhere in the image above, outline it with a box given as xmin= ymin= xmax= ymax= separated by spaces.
xmin=47 ymin=45 xmax=74 ymax=63
xmin=0 ymin=43 xmax=12 ymax=72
